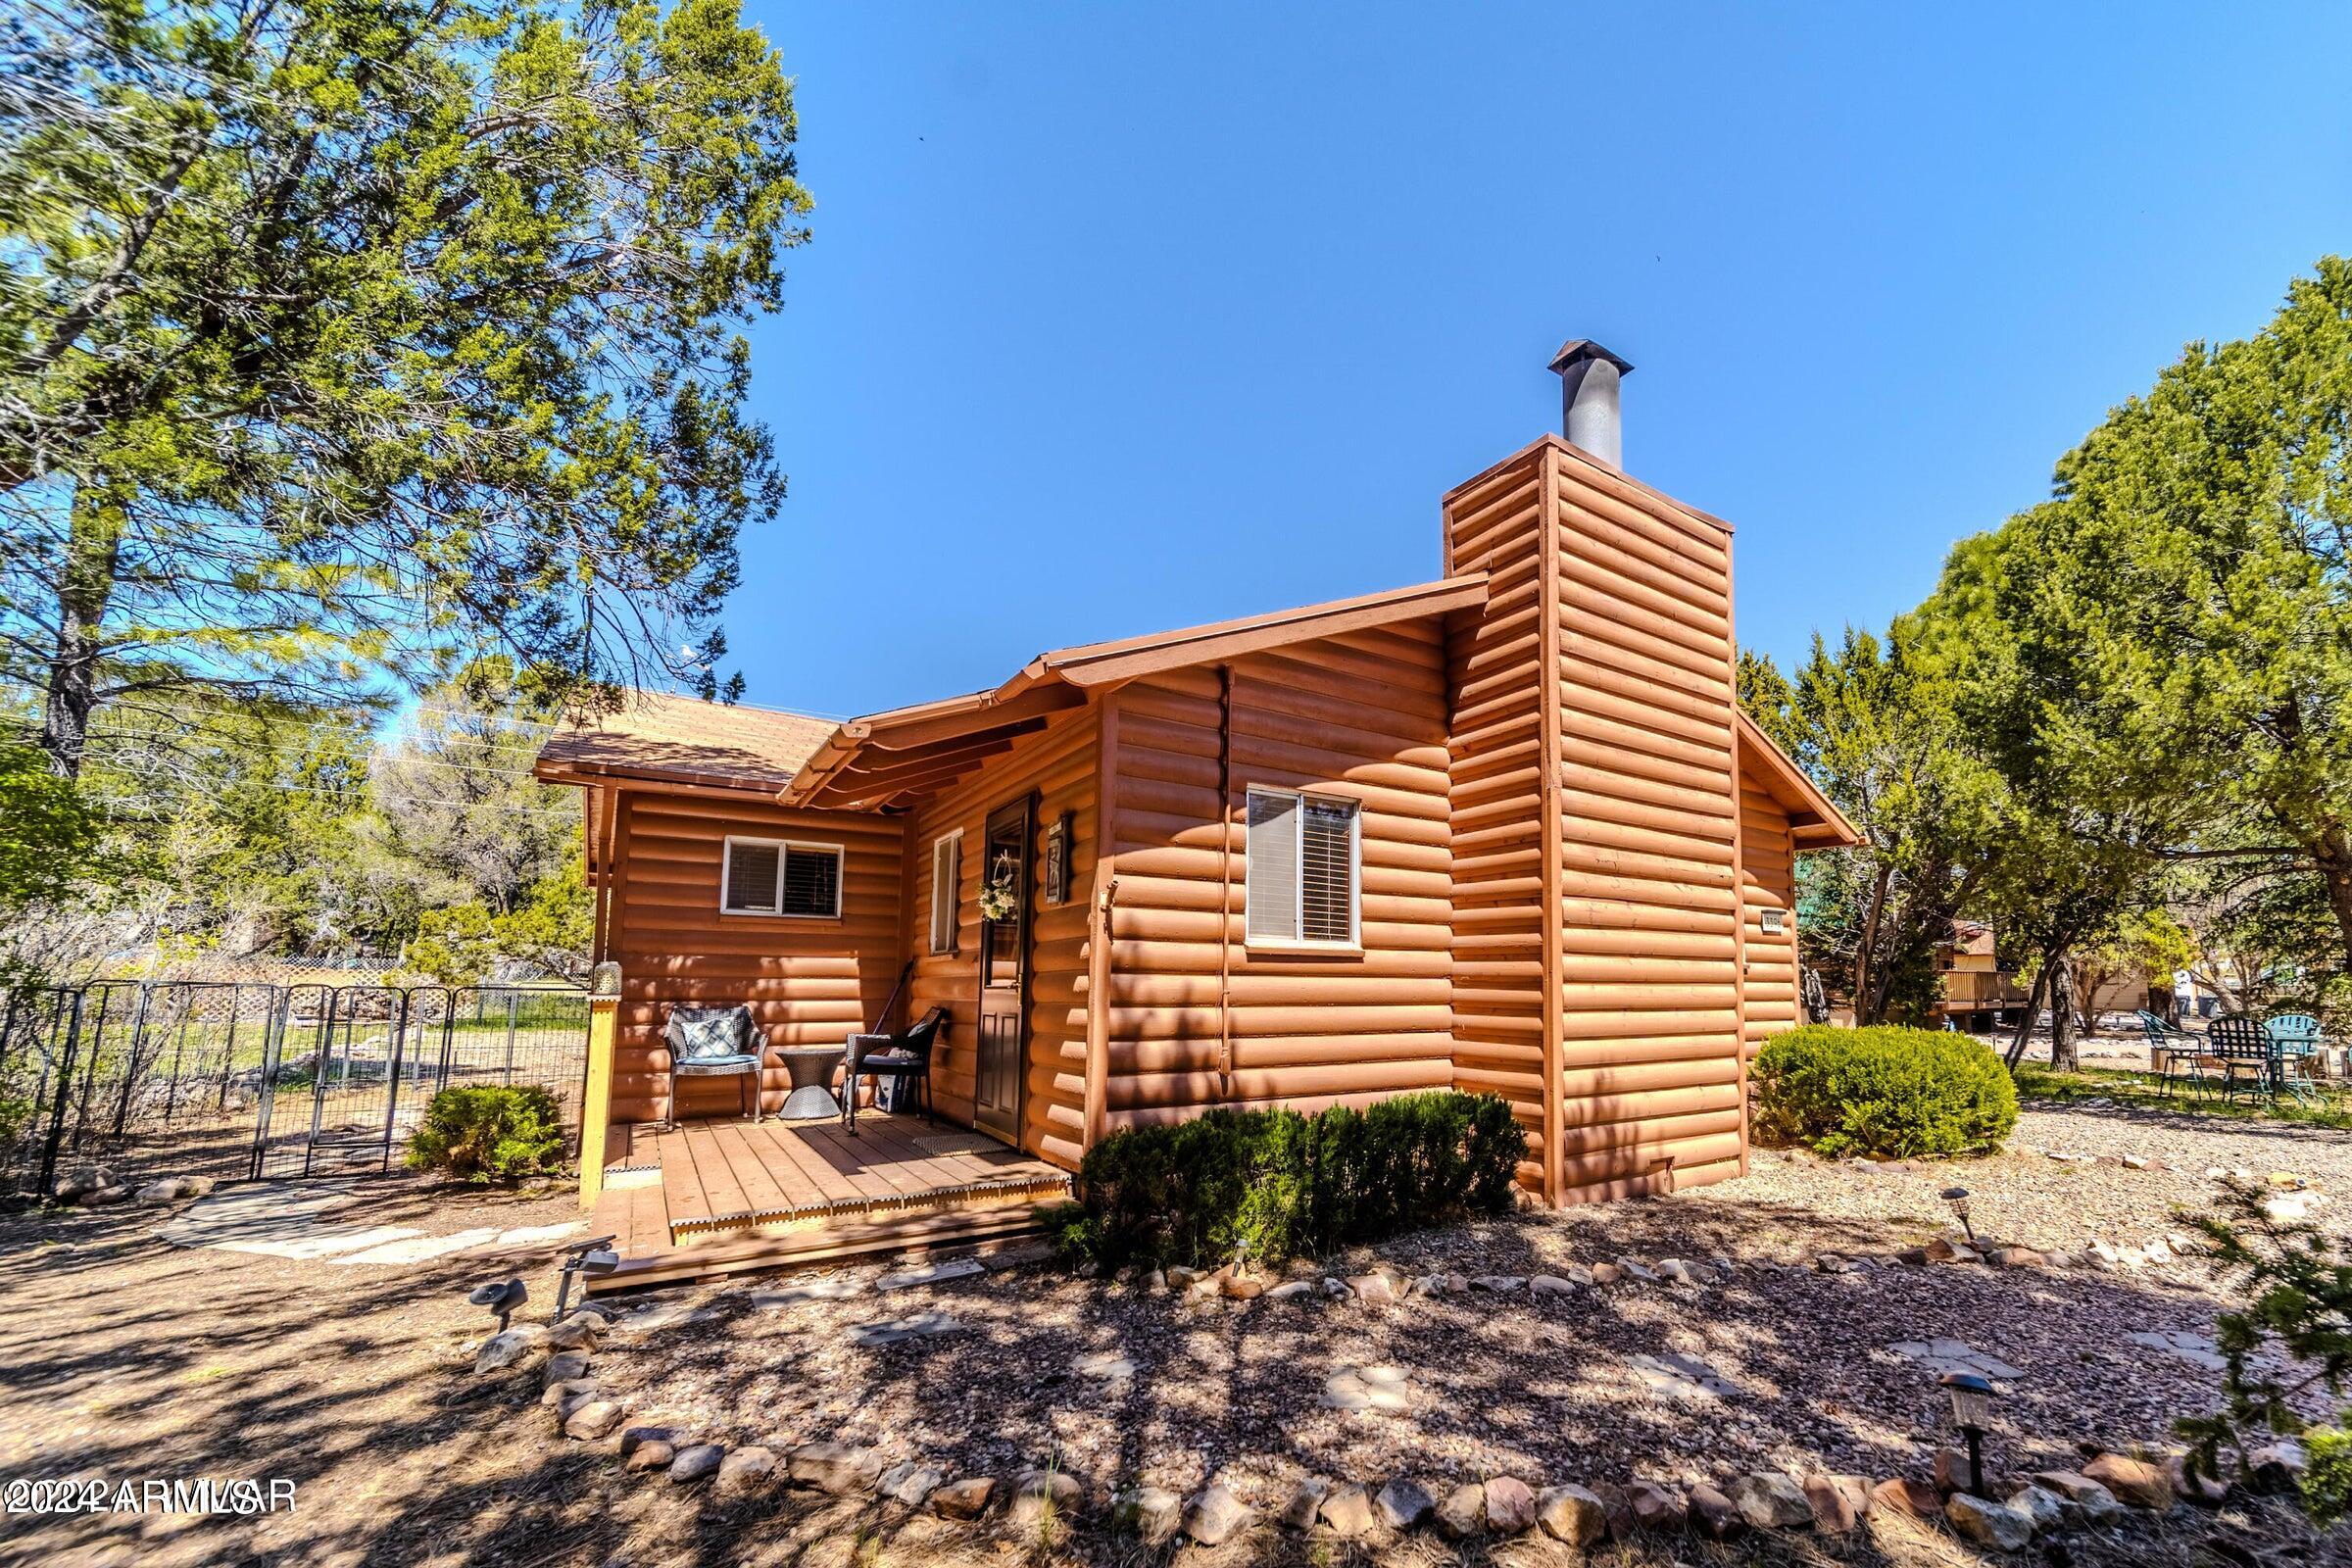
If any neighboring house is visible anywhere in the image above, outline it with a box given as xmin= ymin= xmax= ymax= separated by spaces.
xmin=536 ymin=341 xmax=1859 ymax=1208
xmin=1932 ymin=920 xmax=2153 ymax=1033
xmin=1933 ymin=921 xmax=2030 ymax=1032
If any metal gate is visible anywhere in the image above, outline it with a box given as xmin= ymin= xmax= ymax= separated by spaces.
xmin=0 ymin=981 xmax=590 ymax=1193
xmin=251 ymin=985 xmax=591 ymax=1178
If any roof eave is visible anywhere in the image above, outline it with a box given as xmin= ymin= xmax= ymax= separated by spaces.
xmin=1736 ymin=711 xmax=1862 ymax=849
xmin=777 ymin=573 xmax=1490 ymax=810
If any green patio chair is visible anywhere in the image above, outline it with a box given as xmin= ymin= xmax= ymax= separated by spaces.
xmin=2137 ymin=1009 xmax=2209 ymax=1100
xmin=2266 ymin=1013 xmax=2329 ymax=1100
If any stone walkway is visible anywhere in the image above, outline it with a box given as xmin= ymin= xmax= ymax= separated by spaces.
xmin=157 ymin=1183 xmax=581 ymax=1264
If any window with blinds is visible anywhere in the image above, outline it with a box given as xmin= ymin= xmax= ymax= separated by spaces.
xmin=929 ymin=831 xmax=961 ymax=954
xmin=1245 ymin=787 xmax=1359 ymax=946
xmin=720 ymin=836 xmax=843 ymax=918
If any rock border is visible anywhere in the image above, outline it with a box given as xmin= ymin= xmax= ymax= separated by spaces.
xmin=476 ymin=1213 xmax=2295 ymax=1558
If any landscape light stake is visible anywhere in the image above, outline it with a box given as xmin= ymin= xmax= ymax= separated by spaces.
xmin=467 ymin=1278 xmax=528 ymax=1333
xmin=1940 ymin=1186 xmax=1976 ymax=1243
xmin=555 ymin=1235 xmax=620 ymax=1320
xmin=1940 ymin=1372 xmax=1998 ymax=1496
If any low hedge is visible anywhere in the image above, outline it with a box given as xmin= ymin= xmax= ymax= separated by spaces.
xmin=406 ymin=1085 xmax=567 ymax=1183
xmin=1044 ymin=1090 xmax=1526 ymax=1270
xmin=1752 ymin=1024 xmax=2018 ymax=1159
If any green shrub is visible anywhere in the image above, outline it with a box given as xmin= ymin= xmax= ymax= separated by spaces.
xmin=406 ymin=1085 xmax=567 ymax=1183
xmin=2302 ymin=1427 xmax=2352 ymax=1526
xmin=1751 ymin=1024 xmax=2017 ymax=1159
xmin=1049 ymin=1090 xmax=1528 ymax=1271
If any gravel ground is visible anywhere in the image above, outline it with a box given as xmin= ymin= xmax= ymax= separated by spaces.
xmin=5 ymin=1100 xmax=2348 ymax=1567
xmin=590 ymin=1100 xmax=2352 ymax=1536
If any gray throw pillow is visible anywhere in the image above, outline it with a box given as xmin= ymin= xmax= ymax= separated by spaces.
xmin=668 ymin=1006 xmax=749 ymax=1062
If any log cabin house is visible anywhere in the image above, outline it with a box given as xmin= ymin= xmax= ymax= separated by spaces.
xmin=537 ymin=342 xmax=1858 ymax=1279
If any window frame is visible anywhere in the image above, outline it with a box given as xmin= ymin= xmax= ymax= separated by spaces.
xmin=928 ymin=828 xmax=963 ymax=955
xmin=1243 ymin=784 xmax=1362 ymax=954
xmin=718 ymin=834 xmax=846 ymax=919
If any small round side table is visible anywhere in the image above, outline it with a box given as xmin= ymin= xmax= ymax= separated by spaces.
xmin=777 ymin=1044 xmax=846 ymax=1119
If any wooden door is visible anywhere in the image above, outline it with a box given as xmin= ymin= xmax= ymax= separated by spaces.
xmin=973 ymin=795 xmax=1033 ymax=1144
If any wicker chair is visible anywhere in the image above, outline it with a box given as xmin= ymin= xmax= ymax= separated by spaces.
xmin=842 ymin=1006 xmax=949 ymax=1134
xmin=663 ymin=1004 xmax=764 ymax=1125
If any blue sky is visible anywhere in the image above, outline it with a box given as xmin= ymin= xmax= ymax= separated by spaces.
xmin=725 ymin=2 xmax=2352 ymax=718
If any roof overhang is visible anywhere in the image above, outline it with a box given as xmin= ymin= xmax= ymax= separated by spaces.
xmin=781 ymin=573 xmax=1490 ymax=812
xmin=533 ymin=755 xmax=798 ymax=801
xmin=1736 ymin=711 xmax=1861 ymax=850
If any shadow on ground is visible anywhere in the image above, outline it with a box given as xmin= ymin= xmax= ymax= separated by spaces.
xmin=0 ymin=1169 xmax=2344 ymax=1567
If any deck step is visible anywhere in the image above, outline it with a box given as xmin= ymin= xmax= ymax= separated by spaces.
xmin=586 ymin=1199 xmax=1058 ymax=1296
xmin=667 ymin=1169 xmax=1071 ymax=1239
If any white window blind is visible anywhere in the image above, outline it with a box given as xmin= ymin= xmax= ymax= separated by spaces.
xmin=929 ymin=832 xmax=961 ymax=954
xmin=1245 ymin=788 xmax=1358 ymax=944
xmin=1246 ymin=790 xmax=1298 ymax=941
xmin=721 ymin=837 xmax=843 ymax=917
xmin=1300 ymin=799 xmax=1357 ymax=942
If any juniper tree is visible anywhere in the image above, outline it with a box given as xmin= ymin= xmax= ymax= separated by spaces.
xmin=0 ymin=0 xmax=810 ymax=776
xmin=2007 ymin=261 xmax=2352 ymax=995
xmin=1738 ymin=626 xmax=2002 ymax=1025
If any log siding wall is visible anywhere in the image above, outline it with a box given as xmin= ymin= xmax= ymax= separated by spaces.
xmin=1549 ymin=445 xmax=1745 ymax=1200
xmin=1441 ymin=451 xmax=1554 ymax=1193
xmin=902 ymin=704 xmax=1101 ymax=1169
xmin=1444 ymin=435 xmax=1755 ymax=1203
xmin=603 ymin=790 xmax=907 ymax=1125
xmin=1738 ymin=775 xmax=1801 ymax=1060
xmin=579 ymin=437 xmax=1833 ymax=1208
xmin=1101 ymin=626 xmax=1456 ymax=1133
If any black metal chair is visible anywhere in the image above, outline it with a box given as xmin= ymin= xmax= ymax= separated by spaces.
xmin=842 ymin=1006 xmax=949 ymax=1134
xmin=2206 ymin=1014 xmax=2277 ymax=1105
xmin=663 ymin=1004 xmax=763 ymax=1125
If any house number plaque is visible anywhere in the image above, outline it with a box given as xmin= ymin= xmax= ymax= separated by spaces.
xmin=1044 ymin=811 xmax=1073 ymax=905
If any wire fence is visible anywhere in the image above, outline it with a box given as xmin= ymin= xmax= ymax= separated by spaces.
xmin=0 ymin=980 xmax=590 ymax=1195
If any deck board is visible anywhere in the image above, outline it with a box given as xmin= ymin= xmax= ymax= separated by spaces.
xmin=597 ymin=1109 xmax=1071 ymax=1290
xmin=764 ymin=1120 xmax=863 ymax=1205
xmin=713 ymin=1122 xmax=794 ymax=1214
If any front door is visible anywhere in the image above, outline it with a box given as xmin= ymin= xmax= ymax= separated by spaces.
xmin=974 ymin=795 xmax=1033 ymax=1144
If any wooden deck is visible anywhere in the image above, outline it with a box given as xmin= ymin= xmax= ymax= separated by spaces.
xmin=588 ymin=1111 xmax=1070 ymax=1293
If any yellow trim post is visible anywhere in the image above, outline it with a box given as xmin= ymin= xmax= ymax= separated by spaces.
xmin=579 ymin=992 xmax=618 ymax=1210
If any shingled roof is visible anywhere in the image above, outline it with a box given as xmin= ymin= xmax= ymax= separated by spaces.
xmin=532 ymin=577 xmax=1493 ymax=806
xmin=535 ymin=692 xmax=839 ymax=794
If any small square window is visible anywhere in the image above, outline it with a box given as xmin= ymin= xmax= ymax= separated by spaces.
xmin=1245 ymin=787 xmax=1359 ymax=947
xmin=721 ymin=837 xmax=843 ymax=918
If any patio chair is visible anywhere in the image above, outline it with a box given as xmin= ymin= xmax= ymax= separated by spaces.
xmin=2138 ymin=1009 xmax=2211 ymax=1100
xmin=2266 ymin=1013 xmax=2330 ymax=1101
xmin=842 ymin=1005 xmax=950 ymax=1135
xmin=2206 ymin=1014 xmax=2278 ymax=1106
xmin=663 ymin=1004 xmax=764 ymax=1126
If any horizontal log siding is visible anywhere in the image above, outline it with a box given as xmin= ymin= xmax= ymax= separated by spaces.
xmin=1102 ymin=623 xmax=1454 ymax=1131
xmin=903 ymin=704 xmax=1101 ymax=1170
xmin=1550 ymin=446 xmax=1745 ymax=1201
xmin=608 ymin=792 xmax=907 ymax=1125
xmin=1739 ymin=779 xmax=1799 ymax=1057
xmin=1442 ymin=449 xmax=1552 ymax=1192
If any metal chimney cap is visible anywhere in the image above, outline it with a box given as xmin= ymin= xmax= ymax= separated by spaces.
xmin=1548 ymin=339 xmax=1634 ymax=376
